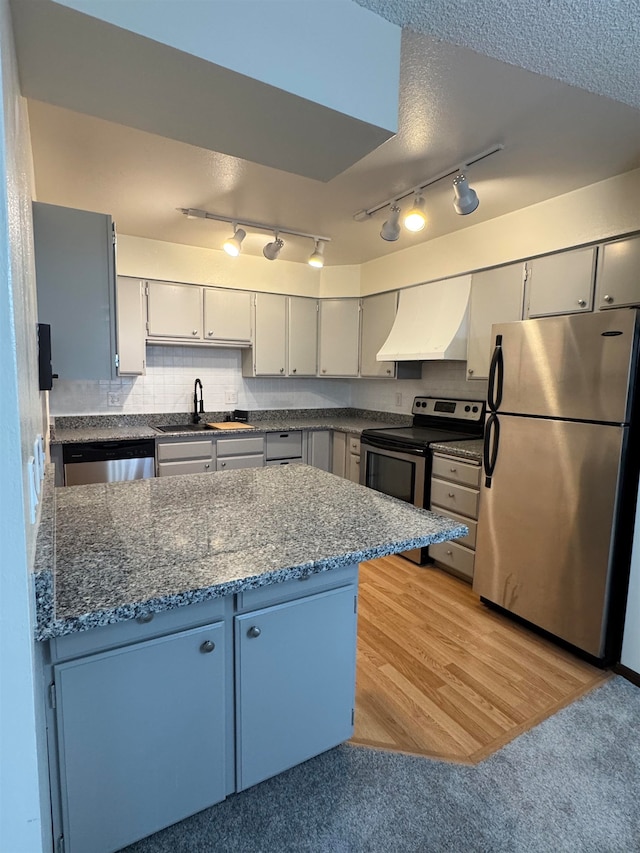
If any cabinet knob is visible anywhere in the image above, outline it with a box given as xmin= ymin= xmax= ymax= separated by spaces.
xmin=136 ymin=612 xmax=154 ymax=624
xmin=448 ymin=492 xmax=455 ymax=498
xmin=208 ymin=330 xmax=214 ymax=337
xmin=604 ymin=295 xmax=614 ymax=304
xmin=200 ymin=640 xmax=215 ymax=653
xmin=322 ymin=368 xmax=327 ymax=374
xmin=577 ymin=299 xmax=587 ymax=307
xmin=280 ymin=367 xmax=284 ymax=374
xmin=386 ymin=369 xmax=391 ymax=375
xmin=204 ymin=462 xmax=210 ymax=469
xmin=192 ymin=329 xmax=199 ymax=336
xmin=247 ymin=625 xmax=261 ymax=638
xmin=468 ymin=368 xmax=474 ymax=376
xmin=450 ymin=467 xmax=457 ymax=473
xmin=221 ymin=461 xmax=226 ymax=467
xmin=446 ymin=549 xmax=453 ymax=556
xmin=292 ymin=368 xmax=297 ymax=374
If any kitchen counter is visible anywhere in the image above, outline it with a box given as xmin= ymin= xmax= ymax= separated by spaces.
xmin=430 ymin=438 xmax=484 ymax=461
xmin=51 ymin=425 xmax=158 ymax=443
xmin=35 ymin=464 xmax=466 ymax=640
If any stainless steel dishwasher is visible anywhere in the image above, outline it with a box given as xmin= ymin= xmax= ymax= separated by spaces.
xmin=62 ymin=439 xmax=156 ymax=485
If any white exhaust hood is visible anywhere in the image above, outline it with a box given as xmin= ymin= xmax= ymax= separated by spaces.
xmin=377 ymin=274 xmax=471 ymax=362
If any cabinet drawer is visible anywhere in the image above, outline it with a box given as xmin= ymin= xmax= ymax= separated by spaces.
xmin=432 ymin=454 xmax=480 ymax=487
xmin=430 ymin=478 xmax=479 ymax=519
xmin=430 ymin=505 xmax=477 ymax=549
xmin=158 ymin=459 xmax=213 ymax=477
xmin=157 ymin=439 xmax=213 ymax=462
xmin=216 ymin=436 xmax=264 ymax=457
xmin=348 ymin=436 xmax=360 ymax=455
xmin=236 ymin=563 xmax=359 ymax=612
xmin=265 ymin=431 xmax=303 ymax=460
xmin=217 ymin=454 xmax=264 ymax=471
xmin=50 ymin=597 xmax=227 ymax=663
xmin=265 ymin=458 xmax=303 ymax=466
xmin=429 ymin=540 xmax=475 ymax=581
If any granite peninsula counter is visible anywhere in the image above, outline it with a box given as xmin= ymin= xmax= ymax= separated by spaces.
xmin=36 ymin=463 xmax=466 ymax=640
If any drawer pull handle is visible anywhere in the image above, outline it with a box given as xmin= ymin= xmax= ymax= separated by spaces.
xmin=280 ymin=434 xmax=289 ymax=438
xmin=448 ymin=492 xmax=455 ymax=498
xmin=247 ymin=626 xmax=261 ymax=639
xmin=137 ymin=613 xmax=154 ymax=624
xmin=450 ymin=467 xmax=457 ymax=472
xmin=200 ymin=640 xmax=215 ymax=653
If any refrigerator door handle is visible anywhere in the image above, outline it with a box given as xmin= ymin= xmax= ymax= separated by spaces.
xmin=487 ymin=334 xmax=504 ymax=413
xmin=483 ymin=412 xmax=500 ymax=488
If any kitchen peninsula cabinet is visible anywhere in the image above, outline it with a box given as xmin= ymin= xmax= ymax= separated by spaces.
xmin=318 ymin=298 xmax=360 ymax=376
xmin=467 ymin=263 xmax=525 ymax=380
xmin=595 ymin=235 xmax=640 ymax=310
xmin=33 ymin=201 xmax=118 ymax=381
xmin=525 ymin=247 xmax=596 ymax=318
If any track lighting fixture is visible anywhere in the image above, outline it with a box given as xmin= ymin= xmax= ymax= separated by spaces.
xmin=403 ymin=193 xmax=427 ymax=232
xmin=452 ymin=173 xmax=479 ymax=215
xmin=352 ymin=143 xmax=503 ymax=242
xmin=263 ymin=235 xmax=284 ymax=260
xmin=223 ymin=226 xmax=246 ymax=257
xmin=179 ymin=208 xmax=330 ymax=265
xmin=380 ymin=205 xmax=401 ymax=242
xmin=308 ymin=240 xmax=325 ymax=268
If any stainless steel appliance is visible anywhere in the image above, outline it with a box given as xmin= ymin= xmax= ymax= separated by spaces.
xmin=360 ymin=397 xmax=485 ymax=563
xmin=63 ymin=439 xmax=156 ymax=485
xmin=474 ymin=308 xmax=640 ymax=664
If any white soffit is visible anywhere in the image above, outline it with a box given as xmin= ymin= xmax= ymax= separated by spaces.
xmin=11 ymin=0 xmax=400 ymax=181
xmin=377 ymin=275 xmax=471 ymax=361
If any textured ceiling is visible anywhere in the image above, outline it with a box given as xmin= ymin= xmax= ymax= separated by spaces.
xmin=355 ymin=0 xmax=640 ymax=110
xmin=23 ymin=3 xmax=640 ymax=266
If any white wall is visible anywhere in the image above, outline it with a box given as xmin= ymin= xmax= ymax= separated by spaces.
xmin=0 ymin=1 xmax=49 ymax=851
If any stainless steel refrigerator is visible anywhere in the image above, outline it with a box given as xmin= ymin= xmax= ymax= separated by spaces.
xmin=473 ymin=308 xmax=640 ymax=663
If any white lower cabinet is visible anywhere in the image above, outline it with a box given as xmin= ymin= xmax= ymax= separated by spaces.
xmin=156 ymin=438 xmax=215 ymax=477
xmin=429 ymin=453 xmax=481 ymax=581
xmin=47 ymin=568 xmax=358 ymax=853
xmin=216 ymin=435 xmax=264 ymax=471
xmin=53 ymin=622 xmax=226 ymax=853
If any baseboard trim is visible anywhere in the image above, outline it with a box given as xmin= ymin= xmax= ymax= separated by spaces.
xmin=614 ymin=663 xmax=640 ymax=687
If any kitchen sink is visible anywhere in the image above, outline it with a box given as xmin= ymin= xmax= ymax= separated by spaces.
xmin=154 ymin=424 xmax=213 ymax=433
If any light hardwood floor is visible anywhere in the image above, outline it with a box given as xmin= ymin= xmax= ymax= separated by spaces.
xmin=351 ymin=555 xmax=609 ymax=764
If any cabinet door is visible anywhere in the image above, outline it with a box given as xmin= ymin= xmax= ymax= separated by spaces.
xmin=360 ymin=292 xmax=397 ymax=377
xmin=235 ymin=585 xmax=357 ymax=791
xmin=288 ymin=296 xmax=318 ymax=376
xmin=203 ymin=287 xmax=252 ymax=343
xmin=332 ymin=430 xmax=347 ymax=477
xmin=54 ymin=623 xmax=226 ymax=853
xmin=595 ymin=236 xmax=640 ymax=310
xmin=253 ymin=293 xmax=286 ymax=375
xmin=318 ymin=299 xmax=360 ymax=376
xmin=158 ymin=459 xmax=213 ymax=477
xmin=147 ymin=281 xmax=202 ymax=340
xmin=467 ymin=264 xmax=524 ymax=380
xmin=526 ymin=248 xmax=596 ymax=318
xmin=116 ymin=277 xmax=146 ymax=375
xmin=33 ymin=201 xmax=117 ymax=380
xmin=308 ymin=430 xmax=332 ymax=471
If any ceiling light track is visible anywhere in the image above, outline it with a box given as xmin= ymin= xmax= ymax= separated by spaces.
xmin=352 ymin=143 xmax=504 ymax=222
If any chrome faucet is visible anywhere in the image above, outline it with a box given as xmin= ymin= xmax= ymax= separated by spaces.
xmin=193 ymin=378 xmax=204 ymax=424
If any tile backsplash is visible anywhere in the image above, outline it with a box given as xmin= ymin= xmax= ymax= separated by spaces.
xmin=49 ymin=345 xmax=488 ymax=416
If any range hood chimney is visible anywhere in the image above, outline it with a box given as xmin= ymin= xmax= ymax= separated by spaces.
xmin=377 ymin=274 xmax=471 ymax=362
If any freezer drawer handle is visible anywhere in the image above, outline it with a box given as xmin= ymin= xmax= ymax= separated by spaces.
xmin=487 ymin=334 xmax=504 ymax=413
xmin=483 ymin=412 xmax=500 ymax=489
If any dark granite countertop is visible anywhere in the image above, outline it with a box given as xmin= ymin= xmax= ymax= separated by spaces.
xmin=34 ymin=465 xmax=466 ymax=640
xmin=430 ymin=439 xmax=484 ymax=461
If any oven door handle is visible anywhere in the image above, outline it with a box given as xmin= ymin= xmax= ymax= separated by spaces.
xmin=360 ymin=436 xmax=427 ymax=455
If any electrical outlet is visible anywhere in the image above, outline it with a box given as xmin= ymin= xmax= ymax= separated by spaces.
xmin=107 ymin=392 xmax=121 ymax=407
xmin=395 ymin=392 xmax=403 ymax=407
xmin=224 ymin=390 xmax=238 ymax=405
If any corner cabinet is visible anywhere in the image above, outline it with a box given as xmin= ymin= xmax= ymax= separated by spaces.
xmin=467 ymin=263 xmax=525 ymax=380
xmin=318 ymin=299 xmax=360 ymax=377
xmin=33 ymin=201 xmax=117 ymax=380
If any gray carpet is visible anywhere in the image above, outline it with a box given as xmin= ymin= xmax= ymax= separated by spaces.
xmin=122 ymin=677 xmax=640 ymax=853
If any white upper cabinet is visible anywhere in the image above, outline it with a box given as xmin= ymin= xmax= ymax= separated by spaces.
xmin=252 ymin=292 xmax=287 ymax=376
xmin=288 ymin=296 xmax=318 ymax=376
xmin=203 ymin=288 xmax=252 ymax=344
xmin=360 ymin=292 xmax=397 ymax=378
xmin=116 ymin=277 xmax=146 ymax=375
xmin=147 ymin=281 xmax=202 ymax=340
xmin=318 ymin=299 xmax=360 ymax=377
xmin=595 ymin=236 xmax=640 ymax=310
xmin=525 ymin=247 xmax=596 ymax=318
xmin=467 ymin=264 xmax=525 ymax=380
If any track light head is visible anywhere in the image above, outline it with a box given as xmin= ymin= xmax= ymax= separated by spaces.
xmin=380 ymin=205 xmax=401 ymax=242
xmin=403 ymin=193 xmax=427 ymax=232
xmin=263 ymin=236 xmax=284 ymax=261
xmin=453 ymin=173 xmax=479 ymax=215
xmin=223 ymin=227 xmax=246 ymax=257
xmin=308 ymin=240 xmax=325 ymax=268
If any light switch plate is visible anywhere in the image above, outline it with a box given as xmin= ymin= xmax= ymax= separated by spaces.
xmin=28 ymin=456 xmax=38 ymax=523
xmin=224 ymin=390 xmax=238 ymax=405
xmin=108 ymin=392 xmax=121 ymax=406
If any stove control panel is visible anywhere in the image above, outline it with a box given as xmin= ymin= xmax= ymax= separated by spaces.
xmin=412 ymin=397 xmax=484 ymax=424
